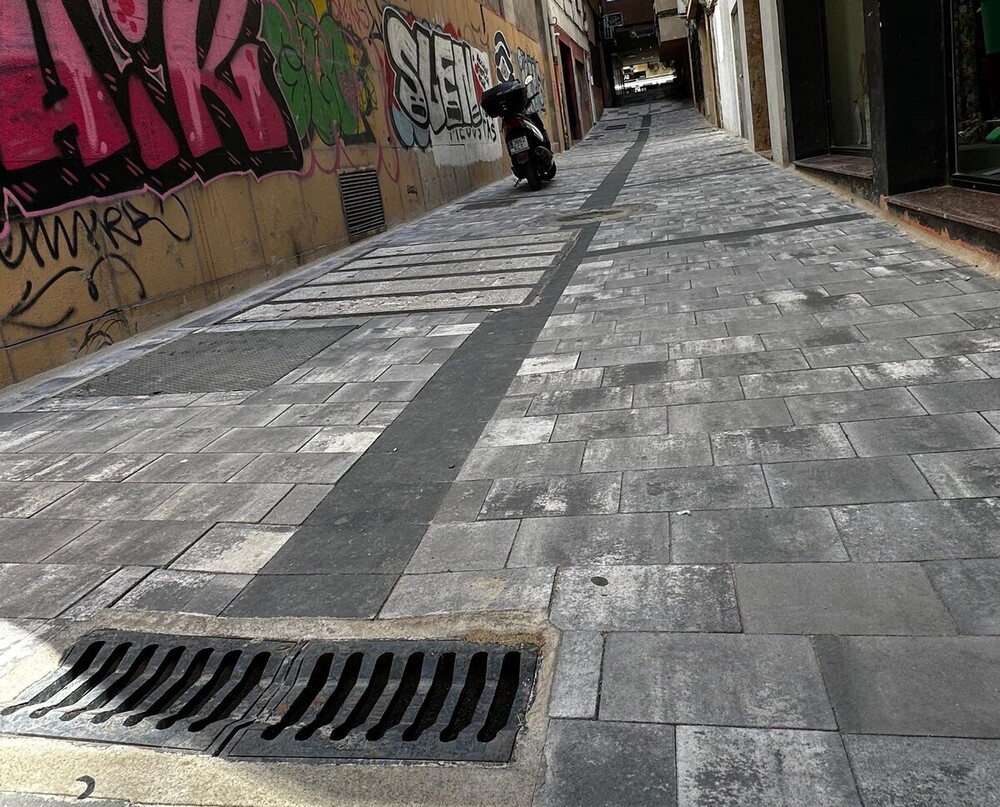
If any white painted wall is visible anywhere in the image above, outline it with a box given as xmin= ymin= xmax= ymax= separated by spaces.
xmin=710 ymin=0 xmax=743 ymax=136
xmin=759 ymin=0 xmax=790 ymax=162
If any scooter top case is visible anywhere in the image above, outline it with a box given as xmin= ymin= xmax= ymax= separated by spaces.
xmin=481 ymin=81 xmax=528 ymax=118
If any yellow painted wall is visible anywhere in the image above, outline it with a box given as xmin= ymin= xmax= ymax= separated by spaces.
xmin=0 ymin=0 xmax=554 ymax=385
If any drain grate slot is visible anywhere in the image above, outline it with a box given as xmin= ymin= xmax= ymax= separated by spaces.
xmin=0 ymin=633 xmax=540 ymax=763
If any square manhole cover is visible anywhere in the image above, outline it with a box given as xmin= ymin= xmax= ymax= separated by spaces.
xmin=0 ymin=631 xmax=540 ymax=763
xmin=64 ymin=327 xmax=353 ymax=396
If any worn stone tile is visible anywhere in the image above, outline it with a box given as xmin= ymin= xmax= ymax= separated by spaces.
xmin=0 ymin=518 xmax=96 ymax=562
xmin=671 ymin=335 xmax=765 ymax=359
xmin=25 ymin=428 xmax=139 ymax=454
xmin=509 ymin=513 xmax=670 ymax=567
xmin=60 ymin=566 xmax=152 ymax=620
xmin=761 ymin=326 xmax=865 ymax=351
xmin=230 ymin=453 xmax=357 ymax=484
xmin=601 ymin=359 xmax=702 ymax=387
xmin=433 ymin=479 xmax=493 ymax=523
xmin=736 ymin=562 xmax=954 ymax=635
xmin=361 ymin=401 xmax=406 ymax=427
xmin=845 ymin=735 xmax=1000 ymax=807
xmin=712 ymin=424 xmax=855 ymax=465
xmin=518 ymin=354 xmax=579 ymax=375
xmin=508 ymin=368 xmax=605 ymax=396
xmin=170 ymin=523 xmax=296 ymax=574
xmin=146 ymin=483 xmax=293 ymax=522
xmin=269 ymin=402 xmax=378 ymax=427
xmin=126 ymin=453 xmax=256 ymax=483
xmin=802 ymin=340 xmax=922 ymax=369
xmin=380 ymin=567 xmax=555 ymax=617
xmin=785 ymin=388 xmax=927 ymax=425
xmin=478 ymin=417 xmax=555 ymax=447
xmin=832 ymin=499 xmax=1000 ymax=561
xmin=622 ymin=466 xmax=771 ymax=512
xmin=534 ymin=720 xmax=676 ymax=807
xmin=551 ymin=407 xmax=670 ymax=441
xmin=377 ymin=363 xmax=442 ymax=383
xmin=853 ymin=356 xmax=987 ymax=389
xmin=740 ymin=367 xmax=860 ymax=399
xmin=406 ymin=521 xmax=519 ymax=572
xmin=923 ymin=560 xmax=1000 ymax=635
xmin=116 ymin=569 xmax=251 ymax=615
xmin=701 ymin=349 xmax=809 ymax=377
xmin=0 ymin=563 xmax=115 ymax=618
xmin=242 ymin=383 xmax=342 ymax=406
xmin=111 ymin=426 xmax=229 ymax=453
xmin=549 ymin=633 xmax=604 ymax=719
xmin=48 ymin=520 xmax=210 ymax=566
xmin=481 ymin=473 xmax=621 ymax=519
xmin=551 ymin=564 xmax=738 ymax=631
xmin=909 ymin=327 xmax=1000 ymax=358
xmin=0 ymin=454 xmax=64 ymax=482
xmin=527 ymin=386 xmax=633 ymax=416
xmin=811 ymin=304 xmax=917 ymax=328
xmin=582 ymin=433 xmax=712 ymax=473
xmin=327 ymin=380 xmax=426 ymax=402
xmin=815 ymin=635 xmax=1000 ymax=737
xmin=601 ymin=633 xmax=835 ymax=728
xmin=179 ymin=405 xmax=287 ymax=428
xmin=915 ymin=449 xmax=1000 ymax=498
xmin=459 ymin=443 xmax=584 ymax=480
xmin=224 ymin=573 xmax=394 ymax=618
xmin=35 ymin=482 xmax=180 ymax=519
xmin=765 ymin=457 xmax=934 ymax=506
xmin=677 ymin=727 xmax=862 ymax=807
xmin=859 ymin=313 xmax=971 ymax=341
xmin=262 ymin=485 xmax=332 ymax=525
xmin=632 ymin=377 xmax=743 ymax=408
xmin=202 ymin=426 xmax=319 ymax=453
xmin=299 ymin=427 xmax=381 ymax=453
xmin=27 ymin=453 xmax=158 ymax=482
xmin=909 ymin=379 xmax=1000 ymax=414
xmin=672 ymin=508 xmax=847 ymax=563
xmin=844 ymin=413 xmax=1000 ymax=456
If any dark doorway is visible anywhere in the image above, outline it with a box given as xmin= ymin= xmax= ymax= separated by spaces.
xmin=560 ymin=42 xmax=582 ymax=140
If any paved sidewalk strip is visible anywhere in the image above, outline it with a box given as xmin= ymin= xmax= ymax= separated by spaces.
xmin=2 ymin=100 xmax=1000 ymax=804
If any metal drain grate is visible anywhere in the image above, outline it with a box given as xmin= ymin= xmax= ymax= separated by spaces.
xmin=63 ymin=327 xmax=353 ymax=396
xmin=340 ymin=170 xmax=387 ymax=242
xmin=0 ymin=632 xmax=540 ymax=763
xmin=605 ymin=124 xmax=628 ymax=130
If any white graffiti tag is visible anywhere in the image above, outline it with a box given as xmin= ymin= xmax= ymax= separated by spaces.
xmin=383 ymin=7 xmax=500 ymax=166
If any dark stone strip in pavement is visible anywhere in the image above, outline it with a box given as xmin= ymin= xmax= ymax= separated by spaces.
xmin=582 ymin=126 xmax=651 ymax=211
xmin=586 ymin=213 xmax=869 ymax=258
xmin=229 ymin=132 xmax=654 ymax=617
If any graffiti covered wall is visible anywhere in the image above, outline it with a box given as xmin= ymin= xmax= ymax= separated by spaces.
xmin=0 ymin=0 xmax=553 ymax=383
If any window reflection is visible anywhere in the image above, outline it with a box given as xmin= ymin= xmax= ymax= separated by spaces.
xmin=824 ymin=0 xmax=870 ymax=150
xmin=954 ymin=0 xmax=1000 ymax=179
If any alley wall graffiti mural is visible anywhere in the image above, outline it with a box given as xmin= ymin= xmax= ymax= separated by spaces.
xmin=493 ymin=31 xmax=545 ymax=114
xmin=0 ymin=0 xmax=551 ymax=382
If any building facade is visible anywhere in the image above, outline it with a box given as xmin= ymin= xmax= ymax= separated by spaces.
xmin=688 ymin=0 xmax=1000 ymax=255
xmin=0 ymin=0 xmax=557 ymax=383
xmin=548 ymin=0 xmax=603 ymax=145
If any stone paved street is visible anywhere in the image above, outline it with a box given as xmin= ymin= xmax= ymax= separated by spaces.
xmin=3 ymin=102 xmax=1000 ymax=805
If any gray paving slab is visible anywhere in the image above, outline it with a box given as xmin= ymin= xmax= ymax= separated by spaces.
xmin=145 ymin=483 xmax=293 ymax=522
xmin=508 ymin=368 xmax=605 ymax=396
xmin=526 ymin=386 xmax=633 ymax=416
xmin=380 ymin=567 xmax=555 ymax=617
xmin=0 ymin=563 xmax=115 ymax=618
xmin=815 ymin=635 xmax=1000 ymax=737
xmin=223 ymin=573 xmax=394 ymax=618
xmin=582 ymin=433 xmax=712 ymax=472
xmin=844 ymin=413 xmax=1000 ymax=456
xmin=480 ymin=473 xmax=622 ymax=519
xmin=268 ymin=402 xmax=378 ymax=427
xmin=169 ymin=523 xmax=296 ymax=574
xmin=478 ymin=417 xmax=556 ymax=447
xmin=60 ymin=565 xmax=152 ymax=620
xmin=110 ymin=426 xmax=229 ymax=453
xmin=0 ymin=518 xmax=96 ymax=562
xmin=229 ymin=452 xmax=357 ymax=484
xmin=909 ymin=327 xmax=1000 ymax=358
xmin=458 ymin=443 xmax=585 ymax=480
xmin=923 ymin=560 xmax=1000 ymax=635
xmin=761 ymin=326 xmax=864 ymax=350
xmin=406 ymin=521 xmax=519 ymax=572
xmin=508 ymin=513 xmax=670 ymax=567
xmin=549 ymin=632 xmax=604 ymax=719
xmin=736 ymin=562 xmax=955 ymax=634
xmin=34 ymin=482 xmax=180 ymax=519
xmin=622 ymin=466 xmax=771 ymax=512
xmin=845 ymin=735 xmax=1000 ymax=807
xmin=551 ymin=407 xmax=671 ymax=441
xmin=125 ymin=452 xmax=256 ymax=483
xmin=601 ymin=633 xmax=835 ymax=728
xmin=677 ymin=726 xmax=862 ymax=807
xmin=632 ymin=377 xmax=744 ymax=407
xmin=116 ymin=569 xmax=251 ymax=615
xmin=551 ymin=564 xmax=739 ymax=631
xmin=765 ymin=457 xmax=935 ymax=506
xmin=852 ymin=356 xmax=987 ymax=388
xmin=261 ymin=484 xmax=332 ymax=525
xmin=909 ymin=379 xmax=1000 ymax=414
xmin=915 ymin=449 xmax=1000 ymax=498
xmin=831 ymin=499 xmax=1000 ymax=560
xmin=601 ymin=359 xmax=703 ymax=387
xmin=671 ymin=508 xmax=848 ymax=563
xmin=27 ymin=452 xmax=158 ymax=482
xmin=201 ymin=426 xmax=319 ymax=453
xmin=784 ymin=387 xmax=928 ymax=424
xmin=667 ymin=398 xmax=793 ymax=433
xmin=533 ymin=720 xmax=676 ymax=807
xmin=701 ymin=349 xmax=810 ymax=377
xmin=712 ymin=424 xmax=856 ymax=465
xmin=47 ymin=520 xmax=210 ymax=566
xmin=739 ymin=367 xmax=860 ymax=399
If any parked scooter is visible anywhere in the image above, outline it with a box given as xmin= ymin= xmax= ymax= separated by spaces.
xmin=481 ymin=75 xmax=556 ymax=191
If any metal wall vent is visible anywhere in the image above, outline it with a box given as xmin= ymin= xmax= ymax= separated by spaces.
xmin=0 ymin=632 xmax=540 ymax=763
xmin=339 ymin=169 xmax=387 ymax=242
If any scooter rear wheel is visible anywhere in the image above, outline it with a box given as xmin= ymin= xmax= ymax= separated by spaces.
xmin=525 ymin=160 xmax=543 ymax=191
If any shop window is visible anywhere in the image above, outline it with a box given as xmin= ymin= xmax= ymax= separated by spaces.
xmin=823 ymin=0 xmax=870 ymax=150
xmin=952 ymin=0 xmax=1000 ymax=182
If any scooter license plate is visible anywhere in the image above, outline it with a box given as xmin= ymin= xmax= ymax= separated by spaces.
xmin=507 ymin=136 xmax=529 ymax=154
